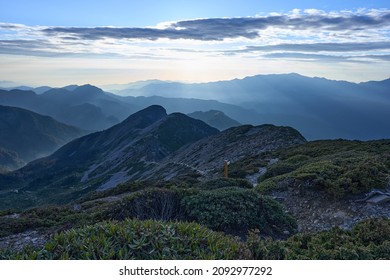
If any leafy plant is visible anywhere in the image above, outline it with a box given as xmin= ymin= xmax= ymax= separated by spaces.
xmin=247 ymin=218 xmax=390 ymax=260
xmin=257 ymin=140 xmax=390 ymax=198
xmin=181 ymin=187 xmax=296 ymax=236
xmin=1 ymin=219 xmax=251 ymax=260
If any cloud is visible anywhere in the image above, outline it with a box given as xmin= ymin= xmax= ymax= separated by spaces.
xmin=363 ymin=54 xmax=390 ymax=61
xmin=0 ymin=39 xmax=103 ymax=57
xmin=0 ymin=40 xmax=56 ymax=56
xmin=262 ymin=52 xmax=390 ymax=63
xmin=0 ymin=39 xmax=169 ymax=60
xmin=41 ymin=9 xmax=390 ymax=41
xmin=0 ymin=23 xmax=27 ymax=30
xmin=1 ymin=9 xmax=390 ymax=65
xmin=233 ymin=41 xmax=390 ymax=53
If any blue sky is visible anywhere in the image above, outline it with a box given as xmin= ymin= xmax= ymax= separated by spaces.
xmin=1 ymin=0 xmax=388 ymax=26
xmin=0 ymin=0 xmax=390 ymax=86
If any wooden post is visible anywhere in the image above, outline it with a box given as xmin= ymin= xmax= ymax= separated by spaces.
xmin=223 ymin=160 xmax=229 ymax=178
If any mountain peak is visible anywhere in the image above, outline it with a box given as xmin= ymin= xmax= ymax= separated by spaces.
xmin=188 ymin=110 xmax=241 ymax=131
xmin=119 ymin=105 xmax=167 ymax=130
xmin=73 ymin=84 xmax=104 ymax=94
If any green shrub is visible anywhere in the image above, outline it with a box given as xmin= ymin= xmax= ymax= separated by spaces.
xmin=2 ymin=219 xmax=251 ymax=260
xmin=102 ymin=188 xmax=188 ymax=221
xmin=256 ymin=140 xmax=390 ymax=198
xmin=247 ymin=218 xmax=390 ymax=260
xmin=78 ymin=181 xmax=150 ymax=203
xmin=198 ymin=178 xmax=253 ymax=190
xmin=0 ymin=205 xmax=91 ymax=238
xmin=229 ymin=157 xmax=268 ymax=178
xmin=181 ymin=187 xmax=296 ymax=236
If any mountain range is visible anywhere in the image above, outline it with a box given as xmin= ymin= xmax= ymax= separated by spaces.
xmin=105 ymin=73 xmax=390 ymax=140
xmin=187 ymin=110 xmax=241 ymax=131
xmin=0 ymin=105 xmax=84 ymax=171
xmin=0 ymin=85 xmax=138 ymax=131
xmin=1 ymin=73 xmax=389 ymax=140
xmin=0 ymin=106 xmax=219 ymax=208
xmin=0 ymin=105 xmax=306 ymax=209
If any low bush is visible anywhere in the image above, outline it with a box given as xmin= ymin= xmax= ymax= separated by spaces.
xmin=102 ymin=188 xmax=188 ymax=221
xmin=247 ymin=218 xmax=390 ymax=260
xmin=2 ymin=219 xmax=251 ymax=260
xmin=181 ymin=187 xmax=297 ymax=236
xmin=257 ymin=140 xmax=390 ymax=198
xmin=197 ymin=178 xmax=253 ymax=190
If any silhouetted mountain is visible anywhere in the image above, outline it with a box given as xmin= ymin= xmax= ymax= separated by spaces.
xmin=33 ymin=86 xmax=52 ymax=94
xmin=102 ymin=80 xmax=169 ymax=94
xmin=42 ymin=84 xmax=140 ymax=122
xmin=120 ymin=95 xmax=262 ymax=125
xmin=61 ymin=85 xmax=78 ymax=91
xmin=0 ymin=105 xmax=84 ymax=168
xmin=0 ymin=86 xmax=52 ymax=94
xmin=2 ymin=74 xmax=390 ymax=140
xmin=0 ymin=89 xmax=39 ymax=109
xmin=117 ymin=74 xmax=390 ymax=140
xmin=0 ymin=85 xmax=140 ymax=131
xmin=0 ymin=105 xmax=219 ymax=208
xmin=188 ymin=110 xmax=241 ymax=130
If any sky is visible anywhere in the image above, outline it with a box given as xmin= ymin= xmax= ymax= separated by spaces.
xmin=0 ymin=0 xmax=390 ymax=86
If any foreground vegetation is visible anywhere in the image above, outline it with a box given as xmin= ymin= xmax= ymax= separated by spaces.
xmin=247 ymin=218 xmax=390 ymax=260
xmin=1 ymin=218 xmax=389 ymax=260
xmin=0 ymin=179 xmax=296 ymax=240
xmin=1 ymin=139 xmax=389 ymax=260
xmin=240 ymin=140 xmax=390 ymax=198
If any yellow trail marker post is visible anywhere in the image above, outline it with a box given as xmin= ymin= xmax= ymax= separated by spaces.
xmin=223 ymin=160 xmax=230 ymax=178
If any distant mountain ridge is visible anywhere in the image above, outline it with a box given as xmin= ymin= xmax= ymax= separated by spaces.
xmin=0 ymin=85 xmax=140 ymax=131
xmin=1 ymin=73 xmax=390 ymax=140
xmin=114 ymin=73 xmax=390 ymax=140
xmin=0 ymin=105 xmax=84 ymax=170
xmin=188 ymin=110 xmax=241 ymax=131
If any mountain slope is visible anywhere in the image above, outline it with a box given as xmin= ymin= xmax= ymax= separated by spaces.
xmin=0 ymin=105 xmax=219 ymax=208
xmin=148 ymin=124 xmax=306 ymax=180
xmin=0 ymin=105 xmax=84 ymax=166
xmin=188 ymin=110 xmax=241 ymax=131
xmin=0 ymin=147 xmax=25 ymax=172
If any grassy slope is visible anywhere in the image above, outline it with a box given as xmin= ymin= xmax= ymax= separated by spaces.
xmin=228 ymin=140 xmax=390 ymax=198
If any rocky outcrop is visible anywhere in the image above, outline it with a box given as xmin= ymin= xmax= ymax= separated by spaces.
xmin=270 ymin=187 xmax=390 ymax=233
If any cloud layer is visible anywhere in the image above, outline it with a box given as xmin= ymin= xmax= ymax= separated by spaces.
xmin=40 ymin=9 xmax=390 ymax=41
xmin=1 ymin=9 xmax=390 ymax=84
